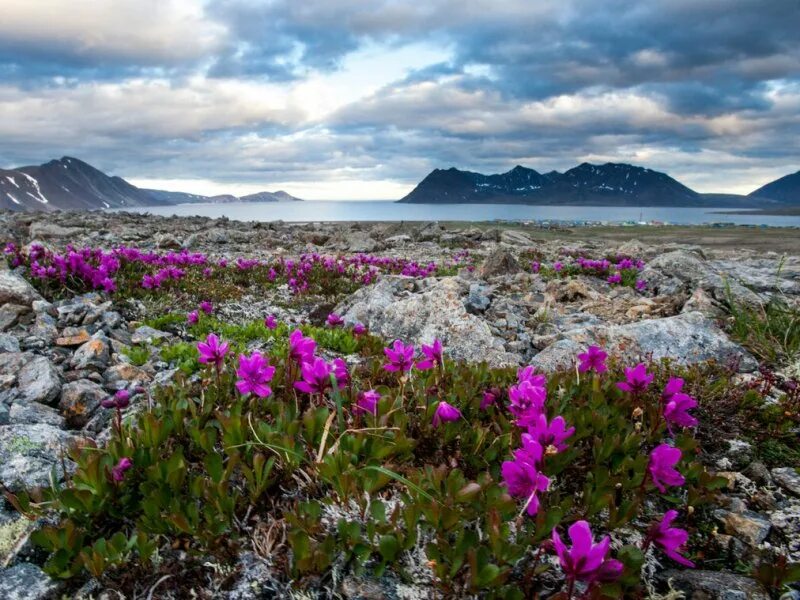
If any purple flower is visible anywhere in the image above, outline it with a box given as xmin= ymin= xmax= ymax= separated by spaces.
xmin=235 ymin=352 xmax=276 ymax=398
xmin=553 ymin=261 xmax=563 ymax=272
xmin=326 ymin=312 xmax=344 ymax=327
xmin=101 ymin=389 xmax=131 ymax=410
xmin=607 ymin=273 xmax=622 ymax=284
xmin=264 ymin=314 xmax=278 ymax=330
xmin=531 ymin=261 xmax=541 ymax=274
xmin=332 ymin=358 xmax=349 ymax=388
xmin=508 ymin=380 xmax=546 ymax=428
xmin=662 ymin=377 xmax=684 ymax=401
xmin=635 ymin=279 xmax=647 ymax=291
xmin=650 ymin=510 xmax=695 ymax=567
xmin=294 ymin=357 xmax=343 ymax=395
xmin=501 ymin=453 xmax=549 ymax=516
xmin=354 ymin=389 xmax=380 ymax=416
xmin=517 ymin=366 xmax=547 ymax=387
xmin=288 ymin=329 xmax=316 ymax=364
xmin=197 ymin=333 xmax=230 ymax=369
xmin=432 ymin=401 xmax=461 ymax=427
xmin=648 ymin=444 xmax=685 ymax=493
xmin=187 ymin=310 xmax=199 ymax=325
xmin=416 ymin=339 xmax=444 ymax=370
xmin=664 ymin=393 xmax=698 ymax=432
xmin=111 ymin=457 xmax=133 ymax=482
xmin=352 ymin=322 xmax=367 ymax=336
xmin=616 ymin=363 xmax=654 ymax=394
xmin=527 ymin=413 xmax=575 ymax=452
xmin=199 ymin=300 xmax=213 ymax=315
xmin=481 ymin=387 xmax=501 ymax=410
xmin=384 ymin=340 xmax=415 ymax=373
xmin=577 ymin=345 xmax=608 ymax=374
xmin=552 ymin=521 xmax=623 ymax=583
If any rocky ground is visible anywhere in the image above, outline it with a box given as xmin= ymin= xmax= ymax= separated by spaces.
xmin=0 ymin=210 xmax=798 ymax=599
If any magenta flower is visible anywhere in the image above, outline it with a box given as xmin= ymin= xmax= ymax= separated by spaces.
xmin=288 ymin=329 xmax=316 ymax=364
xmin=352 ymin=322 xmax=367 ymax=336
xmin=294 ymin=357 xmax=342 ymax=395
xmin=264 ymin=314 xmax=278 ymax=330
xmin=648 ymin=444 xmax=685 ymax=493
xmin=508 ymin=380 xmax=547 ymax=428
xmin=332 ymin=357 xmax=349 ymax=388
xmin=111 ymin=457 xmax=133 ymax=482
xmin=187 ymin=310 xmax=199 ymax=325
xmin=326 ymin=312 xmax=344 ymax=327
xmin=527 ymin=413 xmax=575 ymax=452
xmin=517 ymin=366 xmax=547 ymax=387
xmin=513 ymin=434 xmax=544 ymax=466
xmin=662 ymin=377 xmax=684 ymax=401
xmin=531 ymin=261 xmax=541 ymax=274
xmin=101 ymin=389 xmax=131 ymax=410
xmin=552 ymin=521 xmax=623 ymax=583
xmin=235 ymin=352 xmax=276 ymax=398
xmin=554 ymin=261 xmax=563 ymax=272
xmin=384 ymin=340 xmax=415 ymax=372
xmin=197 ymin=333 xmax=230 ymax=369
xmin=416 ymin=339 xmax=444 ymax=370
xmin=501 ymin=454 xmax=550 ymax=516
xmin=354 ymin=390 xmax=380 ymax=416
xmin=432 ymin=401 xmax=461 ymax=427
xmin=649 ymin=510 xmax=695 ymax=567
xmin=577 ymin=345 xmax=608 ymax=374
xmin=607 ymin=273 xmax=622 ymax=284
xmin=480 ymin=387 xmax=501 ymax=410
xmin=664 ymin=393 xmax=698 ymax=432
xmin=635 ymin=279 xmax=647 ymax=291
xmin=616 ymin=363 xmax=654 ymax=394
xmin=199 ymin=300 xmax=213 ymax=314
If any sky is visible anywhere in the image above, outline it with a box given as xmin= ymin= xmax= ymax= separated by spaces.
xmin=0 ymin=0 xmax=798 ymax=199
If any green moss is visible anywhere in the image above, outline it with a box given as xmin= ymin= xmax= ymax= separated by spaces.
xmin=0 ymin=517 xmax=32 ymax=562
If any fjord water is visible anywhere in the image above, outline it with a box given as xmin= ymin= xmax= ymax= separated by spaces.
xmin=119 ymin=201 xmax=800 ymax=226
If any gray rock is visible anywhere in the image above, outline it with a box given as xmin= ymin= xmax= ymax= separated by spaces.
xmin=0 ymin=304 xmax=28 ymax=332
xmin=659 ymin=569 xmax=769 ymax=600
xmin=530 ymin=311 xmax=757 ymax=372
xmin=0 ymin=424 xmax=79 ymax=491
xmin=0 ymin=271 xmax=42 ymax=307
xmin=29 ymin=221 xmax=83 ymax=239
xmin=500 ymin=229 xmax=534 ymax=246
xmin=772 ymin=467 xmax=800 ymax=496
xmin=70 ymin=333 xmax=110 ymax=370
xmin=59 ymin=380 xmax=106 ymax=429
xmin=0 ymin=563 xmax=60 ymax=600
xmin=769 ymin=503 xmax=800 ymax=562
xmin=131 ymin=326 xmax=171 ymax=345
xmin=339 ymin=277 xmax=519 ymax=367
xmin=17 ymin=356 xmax=61 ymax=406
xmin=465 ymin=283 xmax=491 ymax=314
xmin=9 ymin=402 xmax=65 ymax=428
xmin=0 ymin=333 xmax=20 ymax=353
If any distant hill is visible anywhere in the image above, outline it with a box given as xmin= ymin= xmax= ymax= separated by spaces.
xmin=749 ymin=170 xmax=800 ymax=204
xmin=0 ymin=157 xmax=164 ymax=211
xmin=398 ymin=163 xmax=780 ymax=207
xmin=0 ymin=157 xmax=303 ymax=212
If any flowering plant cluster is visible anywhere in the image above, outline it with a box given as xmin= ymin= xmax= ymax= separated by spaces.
xmin=12 ymin=315 xmax=742 ymax=600
xmin=531 ymin=253 xmax=647 ymax=291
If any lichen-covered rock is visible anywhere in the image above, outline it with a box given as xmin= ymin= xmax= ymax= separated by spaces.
xmin=772 ymin=467 xmax=800 ymax=496
xmin=339 ymin=277 xmax=519 ymax=367
xmin=70 ymin=333 xmax=110 ymax=370
xmin=659 ymin=569 xmax=769 ymax=600
xmin=530 ymin=311 xmax=757 ymax=372
xmin=480 ymin=248 xmax=522 ymax=278
xmin=59 ymin=379 xmax=106 ymax=429
xmin=0 ymin=271 xmax=42 ymax=307
xmin=0 ymin=424 xmax=79 ymax=491
xmin=0 ymin=563 xmax=60 ymax=600
xmin=17 ymin=356 xmax=61 ymax=406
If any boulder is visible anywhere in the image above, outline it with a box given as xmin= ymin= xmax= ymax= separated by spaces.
xmin=0 ymin=424 xmax=79 ymax=491
xmin=338 ymin=277 xmax=519 ymax=367
xmin=530 ymin=311 xmax=757 ymax=372
xmin=70 ymin=333 xmax=110 ymax=370
xmin=658 ymin=569 xmax=769 ymax=600
xmin=17 ymin=356 xmax=61 ymax=406
xmin=0 ymin=272 xmax=41 ymax=307
xmin=28 ymin=221 xmax=83 ymax=239
xmin=480 ymin=248 xmax=522 ymax=278
xmin=59 ymin=380 xmax=106 ymax=429
xmin=0 ymin=563 xmax=60 ymax=600
xmin=500 ymin=229 xmax=534 ymax=246
xmin=772 ymin=467 xmax=800 ymax=497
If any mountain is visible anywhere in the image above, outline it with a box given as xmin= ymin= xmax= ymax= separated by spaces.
xmin=749 ymin=170 xmax=800 ymax=204
xmin=0 ymin=157 xmax=303 ymax=211
xmin=399 ymin=162 xmax=769 ymax=207
xmin=0 ymin=157 xmax=164 ymax=211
